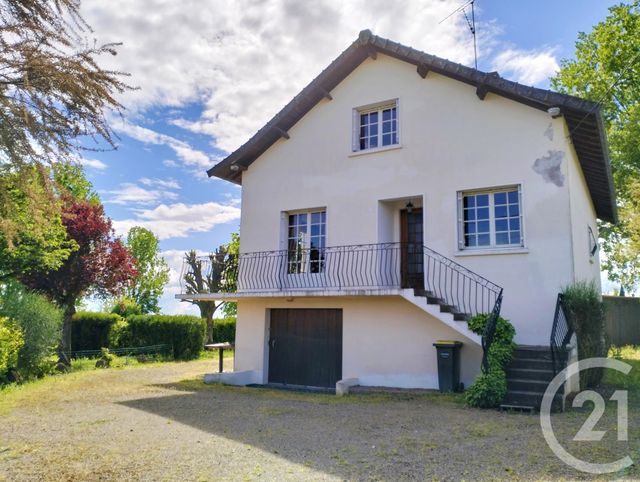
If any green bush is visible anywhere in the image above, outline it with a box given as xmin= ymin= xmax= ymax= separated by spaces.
xmin=95 ymin=347 xmax=115 ymax=368
xmin=464 ymin=368 xmax=507 ymax=408
xmin=110 ymin=297 xmax=142 ymax=318
xmin=212 ymin=317 xmax=236 ymax=343
xmin=0 ymin=281 xmax=62 ymax=378
xmin=71 ymin=312 xmax=123 ymax=352
xmin=0 ymin=317 xmax=24 ymax=381
xmin=108 ymin=317 xmax=131 ymax=348
xmin=562 ymin=281 xmax=606 ymax=388
xmin=127 ymin=315 xmax=205 ymax=360
xmin=465 ymin=313 xmax=516 ymax=408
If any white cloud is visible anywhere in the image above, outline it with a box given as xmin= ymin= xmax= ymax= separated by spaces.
xmin=140 ymin=177 xmax=181 ymax=189
xmin=81 ymin=0 xmax=494 ymax=154
xmin=162 ymin=159 xmax=179 ymax=168
xmin=105 ymin=183 xmax=179 ymax=205
xmin=112 ymin=201 xmax=241 ymax=240
xmin=113 ymin=120 xmax=212 ymax=169
xmin=492 ymin=48 xmax=560 ymax=85
xmin=80 ymin=158 xmax=108 ymax=170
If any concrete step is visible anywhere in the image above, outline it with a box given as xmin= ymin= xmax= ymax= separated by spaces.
xmin=452 ymin=312 xmax=470 ymax=322
xmin=425 ymin=295 xmax=444 ymax=305
xmin=500 ymin=403 xmax=536 ymax=413
xmin=439 ymin=303 xmax=456 ymax=314
xmin=503 ymin=390 xmax=563 ymax=412
xmin=506 ymin=367 xmax=555 ymax=382
xmin=507 ymin=378 xmax=555 ymax=393
xmin=412 ymin=289 xmax=467 ymax=321
xmin=513 ymin=345 xmax=569 ymax=362
xmin=413 ymin=289 xmax=434 ymax=298
xmin=509 ymin=357 xmax=554 ymax=371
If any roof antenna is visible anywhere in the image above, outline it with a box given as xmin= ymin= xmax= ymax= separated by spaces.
xmin=439 ymin=0 xmax=478 ymax=70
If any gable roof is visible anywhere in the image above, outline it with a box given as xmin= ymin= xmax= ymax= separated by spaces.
xmin=208 ymin=30 xmax=617 ymax=223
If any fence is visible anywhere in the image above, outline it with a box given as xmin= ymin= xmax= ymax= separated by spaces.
xmin=68 ymin=344 xmax=171 ymax=359
xmin=604 ymin=295 xmax=640 ymax=346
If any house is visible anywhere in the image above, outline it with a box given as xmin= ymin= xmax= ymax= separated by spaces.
xmin=178 ymin=31 xmax=616 ymax=404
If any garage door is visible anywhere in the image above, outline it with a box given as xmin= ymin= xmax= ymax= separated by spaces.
xmin=268 ymin=309 xmax=342 ymax=388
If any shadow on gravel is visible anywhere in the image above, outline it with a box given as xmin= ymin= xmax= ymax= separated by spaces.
xmin=114 ymin=381 xmax=635 ymax=481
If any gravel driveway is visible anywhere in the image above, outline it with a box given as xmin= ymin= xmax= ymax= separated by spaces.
xmin=0 ymin=360 xmax=637 ymax=481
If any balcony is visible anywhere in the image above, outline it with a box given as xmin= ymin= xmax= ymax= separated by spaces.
xmin=177 ymin=242 xmax=502 ymax=319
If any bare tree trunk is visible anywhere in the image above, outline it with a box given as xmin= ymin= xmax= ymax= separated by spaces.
xmin=58 ymin=303 xmax=76 ymax=365
xmin=198 ymin=301 xmax=218 ymax=344
xmin=206 ymin=311 xmax=214 ymax=344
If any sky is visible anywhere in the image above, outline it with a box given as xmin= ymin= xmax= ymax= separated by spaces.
xmin=76 ymin=0 xmax=621 ymax=314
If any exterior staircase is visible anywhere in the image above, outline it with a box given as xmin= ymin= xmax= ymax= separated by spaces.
xmin=400 ymin=288 xmax=481 ymax=345
xmin=502 ymin=345 xmax=567 ymax=412
xmin=413 ymin=288 xmax=470 ymax=321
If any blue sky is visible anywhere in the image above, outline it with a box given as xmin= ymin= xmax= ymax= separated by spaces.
xmin=77 ymin=1 xmax=622 ymax=313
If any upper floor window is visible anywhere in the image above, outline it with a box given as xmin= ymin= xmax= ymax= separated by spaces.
xmin=287 ymin=210 xmax=326 ymax=273
xmin=457 ymin=186 xmax=523 ymax=250
xmin=353 ymin=100 xmax=398 ymax=151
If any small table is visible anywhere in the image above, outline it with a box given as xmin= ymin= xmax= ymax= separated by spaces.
xmin=204 ymin=342 xmax=235 ymax=373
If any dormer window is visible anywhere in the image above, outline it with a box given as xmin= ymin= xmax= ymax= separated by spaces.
xmin=352 ymin=100 xmax=399 ymax=151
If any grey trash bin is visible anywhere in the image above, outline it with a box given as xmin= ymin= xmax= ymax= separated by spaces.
xmin=433 ymin=340 xmax=463 ymax=392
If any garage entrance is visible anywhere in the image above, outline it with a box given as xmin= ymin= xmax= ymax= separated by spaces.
xmin=268 ymin=308 xmax=342 ymax=388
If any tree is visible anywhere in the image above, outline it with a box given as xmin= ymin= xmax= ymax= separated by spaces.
xmin=551 ymin=2 xmax=640 ymax=293
xmin=125 ymin=227 xmax=169 ymax=314
xmin=21 ymin=200 xmax=137 ymax=357
xmin=183 ymin=245 xmax=236 ymax=344
xmin=0 ymin=163 xmax=76 ymax=280
xmin=221 ymin=232 xmax=239 ymax=317
xmin=0 ymin=0 xmax=130 ymax=168
xmin=53 ymin=162 xmax=100 ymax=204
xmin=0 ymin=0 xmax=131 ymax=282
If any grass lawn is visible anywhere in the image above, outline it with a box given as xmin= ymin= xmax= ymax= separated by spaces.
xmin=0 ymin=348 xmax=638 ymax=481
xmin=604 ymin=345 xmax=640 ymax=389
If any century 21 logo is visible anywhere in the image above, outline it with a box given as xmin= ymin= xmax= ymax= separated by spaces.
xmin=540 ymin=358 xmax=632 ymax=475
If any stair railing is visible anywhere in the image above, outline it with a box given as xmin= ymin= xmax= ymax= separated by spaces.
xmin=421 ymin=245 xmax=503 ymax=318
xmin=420 ymin=245 xmax=504 ymax=373
xmin=550 ymin=293 xmax=573 ymax=376
xmin=480 ymin=289 xmax=504 ymax=372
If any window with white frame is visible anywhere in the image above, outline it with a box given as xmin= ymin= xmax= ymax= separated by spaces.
xmin=353 ymin=100 xmax=398 ymax=151
xmin=287 ymin=210 xmax=326 ymax=273
xmin=458 ymin=186 xmax=523 ymax=249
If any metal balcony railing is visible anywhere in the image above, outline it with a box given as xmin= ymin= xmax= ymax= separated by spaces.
xmin=180 ymin=242 xmax=502 ymax=315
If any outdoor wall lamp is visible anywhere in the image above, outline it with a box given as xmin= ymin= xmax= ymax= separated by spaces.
xmin=406 ymin=202 xmax=414 ymax=213
xmin=547 ymin=106 xmax=561 ymax=118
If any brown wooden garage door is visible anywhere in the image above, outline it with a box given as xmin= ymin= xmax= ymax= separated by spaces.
xmin=268 ymin=309 xmax=342 ymax=388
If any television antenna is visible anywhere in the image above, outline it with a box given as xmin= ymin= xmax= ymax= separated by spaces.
xmin=439 ymin=0 xmax=478 ymax=70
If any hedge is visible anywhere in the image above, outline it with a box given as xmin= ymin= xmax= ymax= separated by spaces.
xmin=0 ymin=317 xmax=24 ymax=381
xmin=127 ymin=315 xmax=205 ymax=360
xmin=211 ymin=317 xmax=236 ymax=344
xmin=71 ymin=312 xmax=123 ymax=352
xmin=0 ymin=281 xmax=62 ymax=378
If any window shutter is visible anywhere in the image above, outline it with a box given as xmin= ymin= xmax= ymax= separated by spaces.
xmin=395 ymin=98 xmax=400 ymax=145
xmin=518 ymin=185 xmax=524 ymax=246
xmin=351 ymin=109 xmax=358 ymax=152
xmin=457 ymin=191 xmax=464 ymax=250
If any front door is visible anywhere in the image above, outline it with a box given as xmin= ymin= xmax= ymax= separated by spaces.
xmin=400 ymin=208 xmax=424 ymax=289
xmin=268 ymin=308 xmax=342 ymax=388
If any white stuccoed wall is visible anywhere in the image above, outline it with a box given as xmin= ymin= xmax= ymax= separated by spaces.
xmin=236 ymin=297 xmax=483 ymax=389
xmin=238 ymin=53 xmax=600 ymax=346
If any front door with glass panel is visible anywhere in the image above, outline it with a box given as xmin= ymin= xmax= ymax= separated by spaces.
xmin=400 ymin=208 xmax=424 ymax=290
